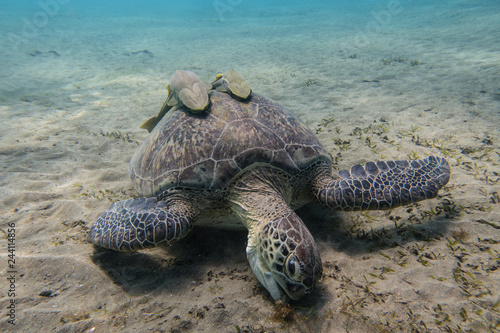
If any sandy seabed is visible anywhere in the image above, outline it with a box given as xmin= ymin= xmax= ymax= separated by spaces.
xmin=0 ymin=1 xmax=499 ymax=332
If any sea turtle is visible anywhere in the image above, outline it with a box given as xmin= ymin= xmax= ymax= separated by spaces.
xmin=88 ymin=82 xmax=450 ymax=301
xmin=140 ymin=70 xmax=212 ymax=132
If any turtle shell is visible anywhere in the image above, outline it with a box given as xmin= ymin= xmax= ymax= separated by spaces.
xmin=129 ymin=91 xmax=330 ymax=197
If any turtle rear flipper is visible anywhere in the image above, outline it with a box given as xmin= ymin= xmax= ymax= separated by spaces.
xmin=313 ymin=156 xmax=450 ymax=210
xmin=87 ymin=197 xmax=197 ymax=251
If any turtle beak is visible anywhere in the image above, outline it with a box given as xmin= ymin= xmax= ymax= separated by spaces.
xmin=247 ymin=244 xmax=286 ymax=301
xmin=262 ymin=271 xmax=287 ymax=301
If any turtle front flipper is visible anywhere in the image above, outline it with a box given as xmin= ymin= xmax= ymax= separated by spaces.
xmin=87 ymin=197 xmax=197 ymax=251
xmin=313 ymin=156 xmax=450 ymax=210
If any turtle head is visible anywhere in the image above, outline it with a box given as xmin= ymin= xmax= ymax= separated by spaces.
xmin=247 ymin=213 xmax=322 ymax=301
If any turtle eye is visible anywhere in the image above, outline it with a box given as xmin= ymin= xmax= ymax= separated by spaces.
xmin=285 ymin=255 xmax=301 ymax=281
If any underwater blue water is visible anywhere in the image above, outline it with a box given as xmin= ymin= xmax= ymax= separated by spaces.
xmin=2 ymin=0 xmax=498 ymax=53
xmin=0 ymin=0 xmax=499 ymax=99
